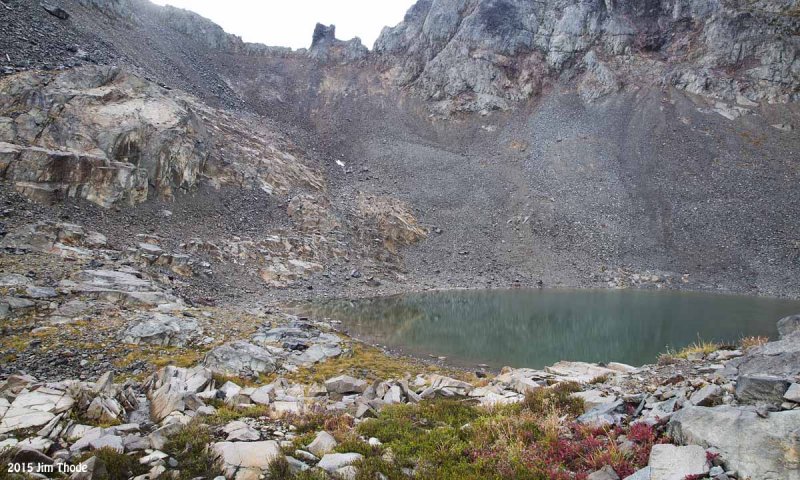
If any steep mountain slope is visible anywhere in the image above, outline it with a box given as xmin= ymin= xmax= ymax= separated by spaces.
xmin=1 ymin=0 xmax=799 ymax=297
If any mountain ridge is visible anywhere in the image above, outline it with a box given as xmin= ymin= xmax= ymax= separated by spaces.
xmin=0 ymin=0 xmax=799 ymax=298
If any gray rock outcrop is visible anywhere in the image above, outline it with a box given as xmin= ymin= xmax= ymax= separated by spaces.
xmin=202 ymin=341 xmax=278 ymax=377
xmin=120 ymin=313 xmax=200 ymax=347
xmin=669 ymin=406 xmax=800 ymax=480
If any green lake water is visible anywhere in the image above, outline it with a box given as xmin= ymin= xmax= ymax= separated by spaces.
xmin=312 ymin=289 xmax=800 ymax=369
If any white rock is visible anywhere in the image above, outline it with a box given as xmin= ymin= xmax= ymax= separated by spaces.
xmin=212 ymin=440 xmax=282 ymax=469
xmin=545 ymin=361 xmax=617 ymax=383
xmin=317 ymin=453 xmax=364 ymax=472
xmin=572 ymin=390 xmax=617 ymax=412
xmin=224 ymin=421 xmax=260 ymax=442
xmin=383 ymin=385 xmax=403 ymax=404
xmin=0 ymin=438 xmax=18 ymax=450
xmin=89 ymin=435 xmax=124 ymax=453
xmin=17 ymin=436 xmax=53 ymax=452
xmin=250 ymin=385 xmax=274 ymax=405
xmin=784 ymin=383 xmax=800 ymax=403
xmin=294 ymin=450 xmax=317 ymax=462
xmin=307 ymin=431 xmax=337 ymax=457
xmin=669 ymin=406 xmax=800 ymax=480
xmin=218 ymin=381 xmax=242 ymax=400
xmin=139 ymin=451 xmax=169 ymax=465
xmin=336 ymin=465 xmax=358 ymax=480
xmin=648 ymin=444 xmax=709 ymax=480
xmin=623 ymin=467 xmax=652 ymax=480
xmin=272 ymin=400 xmax=302 ymax=415
xmin=606 ymin=362 xmax=638 ymax=373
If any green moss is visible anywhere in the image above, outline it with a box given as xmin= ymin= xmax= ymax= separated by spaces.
xmin=352 ymin=457 xmax=406 ymax=480
xmin=162 ymin=423 xmax=224 ymax=480
xmin=282 ymin=407 xmax=354 ymax=436
xmin=264 ymin=457 xmax=328 ymax=480
xmin=333 ymin=437 xmax=382 ymax=457
xmin=0 ymin=448 xmax=25 ymax=480
xmin=267 ymin=457 xmax=293 ymax=480
xmin=521 ymin=382 xmax=584 ymax=417
xmin=293 ymin=470 xmax=328 ymax=480
xmin=281 ymin=343 xmax=475 ymax=385
xmin=205 ymin=403 xmax=271 ymax=425
xmin=357 ymin=400 xmax=484 ymax=473
xmin=75 ymin=447 xmax=147 ymax=480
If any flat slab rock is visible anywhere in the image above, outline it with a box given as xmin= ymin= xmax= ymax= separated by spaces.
xmin=0 ymin=388 xmax=74 ymax=434
xmin=317 ymin=453 xmax=364 ymax=472
xmin=648 ymin=444 xmax=709 ymax=480
xmin=212 ymin=440 xmax=282 ymax=469
xmin=544 ymin=361 xmax=618 ymax=383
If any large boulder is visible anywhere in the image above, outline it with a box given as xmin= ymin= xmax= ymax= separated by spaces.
xmin=419 ymin=374 xmax=474 ymax=399
xmin=203 ymin=341 xmax=277 ymax=377
xmin=669 ymin=406 xmax=800 ymax=480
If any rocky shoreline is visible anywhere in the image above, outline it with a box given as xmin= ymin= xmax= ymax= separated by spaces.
xmin=1 ymin=310 xmax=799 ymax=480
xmin=1 ymin=212 xmax=799 ymax=480
xmin=1 ymin=0 xmax=799 ymax=478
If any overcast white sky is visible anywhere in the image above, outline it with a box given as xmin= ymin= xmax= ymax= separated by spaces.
xmin=150 ymin=0 xmax=416 ymax=50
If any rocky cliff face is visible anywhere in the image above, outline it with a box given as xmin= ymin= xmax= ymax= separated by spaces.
xmin=373 ymin=0 xmax=800 ymax=112
xmin=0 ymin=66 xmax=323 ymax=206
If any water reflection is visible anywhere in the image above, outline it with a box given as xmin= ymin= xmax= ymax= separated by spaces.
xmin=312 ymin=289 xmax=800 ymax=368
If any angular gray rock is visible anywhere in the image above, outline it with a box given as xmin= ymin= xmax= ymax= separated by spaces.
xmin=307 ymin=431 xmax=337 ymax=458
xmin=689 ymin=384 xmax=722 ymax=407
xmin=65 ymin=269 xmax=177 ymax=307
xmin=223 ymin=421 xmax=260 ymax=441
xmin=578 ymin=399 xmax=624 ymax=427
xmin=735 ymin=375 xmax=791 ymax=405
xmin=0 ymin=387 xmax=75 ymax=434
xmin=725 ymin=317 xmax=800 ymax=380
xmin=669 ymin=406 xmax=800 ymax=480
xmin=324 ymin=375 xmax=367 ymax=394
xmin=784 ymin=383 xmax=800 ymax=403
xmin=587 ymin=465 xmax=620 ymax=480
